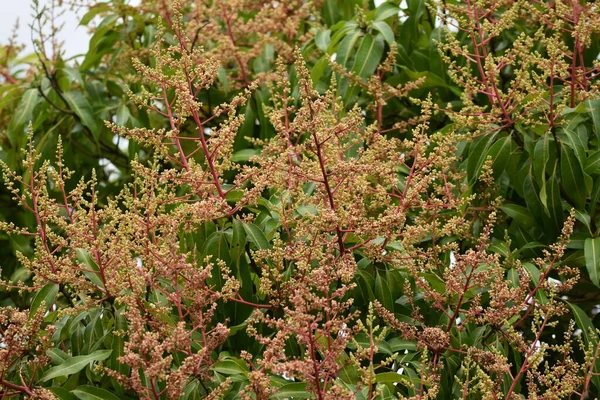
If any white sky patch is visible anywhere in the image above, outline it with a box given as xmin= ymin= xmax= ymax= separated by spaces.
xmin=112 ymin=135 xmax=130 ymax=153
xmin=99 ymin=158 xmax=120 ymax=182
xmin=547 ymin=277 xmax=561 ymax=289
xmin=449 ymin=251 xmax=456 ymax=269
xmin=398 ymin=0 xmax=409 ymax=23
xmin=435 ymin=6 xmax=459 ymax=33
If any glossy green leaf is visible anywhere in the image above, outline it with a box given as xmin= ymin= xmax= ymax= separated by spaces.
xmin=335 ymin=29 xmax=362 ymax=68
xmin=76 ymin=248 xmax=105 ymax=290
xmin=213 ymin=359 xmax=248 ymax=375
xmin=40 ymin=350 xmax=112 ymax=382
xmin=242 ymin=223 xmax=271 ymax=250
xmin=584 ymin=238 xmax=600 ymax=287
xmin=371 ymin=21 xmax=395 ymax=45
xmin=376 ymin=371 xmax=412 ymax=386
xmin=375 ymin=2 xmax=401 ymax=20
xmin=350 ymin=33 xmax=384 ymax=79
xmin=375 ymin=271 xmax=394 ymax=311
xmin=8 ymin=88 xmax=39 ymax=146
xmin=487 ymin=135 xmax=512 ymax=177
xmin=585 ymin=150 xmax=600 ymax=175
xmin=231 ymin=219 xmax=246 ymax=262
xmin=499 ymin=204 xmax=535 ymax=228
xmin=72 ymin=386 xmax=121 ymax=400
xmin=30 ymin=283 xmax=59 ymax=319
xmin=560 ymin=146 xmax=588 ymax=210
xmin=48 ymin=387 xmax=78 ymax=400
xmin=467 ymin=133 xmax=497 ymax=184
xmin=271 ymin=383 xmax=311 ymax=399
xmin=62 ymin=91 xmax=99 ymax=134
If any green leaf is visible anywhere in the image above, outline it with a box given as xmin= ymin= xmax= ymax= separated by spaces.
xmin=350 ymin=33 xmax=384 ymax=79
xmin=487 ymin=135 xmax=512 ymax=178
xmin=72 ymin=386 xmax=121 ymax=400
xmin=584 ymin=238 xmax=600 ymax=287
xmin=8 ymin=88 xmax=39 ymax=147
xmin=315 ymin=29 xmax=331 ymax=52
xmin=79 ymin=5 xmax=112 ymax=26
xmin=334 ymin=29 xmax=361 ymax=68
xmin=202 ymin=232 xmax=231 ymax=290
xmin=47 ymin=387 xmax=78 ymax=400
xmin=243 ymin=223 xmax=271 ymax=250
xmin=40 ymin=350 xmax=112 ymax=382
xmin=371 ymin=21 xmax=395 ymax=45
xmin=583 ymin=99 xmax=600 ymax=140
xmin=213 ymin=359 xmax=248 ymax=375
xmin=375 ymin=3 xmax=401 ymax=21
xmin=585 ymin=150 xmax=600 ymax=175
xmin=375 ymin=271 xmax=394 ymax=311
xmin=271 ymin=383 xmax=312 ymax=399
xmin=30 ymin=283 xmax=59 ymax=319
xmin=467 ymin=133 xmax=497 ymax=184
xmin=231 ymin=148 xmax=259 ymax=162
xmin=48 ymin=348 xmax=70 ymax=364
xmin=376 ymin=371 xmax=412 ymax=386
xmin=532 ymin=133 xmax=552 ymax=192
xmin=76 ymin=248 xmax=105 ymax=290
xmin=62 ymin=91 xmax=99 ymax=134
xmin=560 ymin=146 xmax=588 ymax=210
xmin=558 ymin=127 xmax=587 ymax=163
xmin=499 ymin=204 xmax=535 ymax=228
xmin=567 ymin=302 xmax=600 ymax=391
xmin=231 ymin=219 xmax=247 ymax=262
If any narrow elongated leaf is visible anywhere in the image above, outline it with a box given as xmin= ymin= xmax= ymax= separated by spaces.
xmin=567 ymin=302 xmax=600 ymax=391
xmin=47 ymin=387 xmax=78 ymax=400
xmin=545 ymin=169 xmax=563 ymax=235
xmin=30 ymin=283 xmax=59 ymax=319
xmin=315 ymin=29 xmax=331 ymax=52
xmin=76 ymin=248 xmax=105 ymax=289
xmin=62 ymin=91 xmax=99 ymax=134
xmin=375 ymin=3 xmax=401 ymax=20
xmin=213 ymin=359 xmax=248 ymax=375
xmin=336 ymin=30 xmax=362 ymax=68
xmin=350 ymin=33 xmax=384 ymax=79
xmin=487 ymin=135 xmax=512 ymax=178
xmin=558 ymin=128 xmax=587 ymax=163
xmin=72 ymin=386 xmax=121 ymax=400
xmin=202 ymin=232 xmax=231 ymax=290
xmin=499 ymin=204 xmax=535 ymax=228
xmin=584 ymin=237 xmax=600 ymax=287
xmin=243 ymin=223 xmax=270 ymax=250
xmin=585 ymin=150 xmax=600 ymax=175
xmin=376 ymin=371 xmax=412 ymax=386
xmin=231 ymin=219 xmax=246 ymax=261
xmin=371 ymin=21 xmax=395 ymax=45
xmin=560 ymin=146 xmax=588 ymax=210
xmin=79 ymin=5 xmax=112 ymax=26
xmin=8 ymin=88 xmax=39 ymax=146
xmin=375 ymin=272 xmax=394 ymax=311
xmin=40 ymin=350 xmax=112 ymax=382
xmin=271 ymin=383 xmax=311 ymax=399
xmin=584 ymin=99 xmax=600 ymax=140
xmin=467 ymin=133 xmax=497 ymax=184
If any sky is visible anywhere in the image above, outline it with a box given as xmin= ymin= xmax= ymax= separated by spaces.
xmin=0 ymin=0 xmax=90 ymax=59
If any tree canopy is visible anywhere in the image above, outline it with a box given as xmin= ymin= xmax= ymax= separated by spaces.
xmin=1 ymin=0 xmax=600 ymax=398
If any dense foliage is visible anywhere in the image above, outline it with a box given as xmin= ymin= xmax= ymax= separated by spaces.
xmin=1 ymin=0 xmax=600 ymax=398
